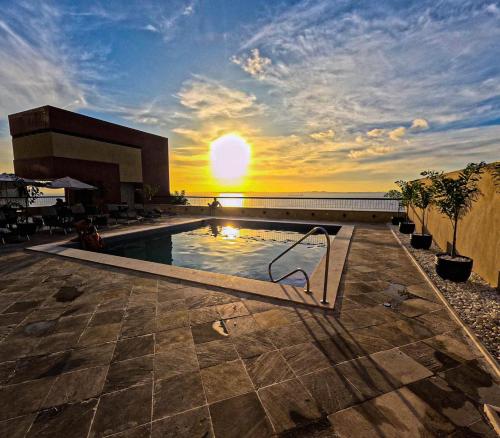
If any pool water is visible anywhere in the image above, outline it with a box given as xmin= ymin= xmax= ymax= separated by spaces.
xmin=104 ymin=219 xmax=337 ymax=286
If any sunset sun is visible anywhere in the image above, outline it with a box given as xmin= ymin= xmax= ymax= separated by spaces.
xmin=210 ymin=134 xmax=251 ymax=184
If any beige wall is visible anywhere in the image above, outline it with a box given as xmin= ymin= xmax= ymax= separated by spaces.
xmin=13 ymin=132 xmax=143 ymax=183
xmin=408 ymin=164 xmax=499 ymax=288
xmin=151 ymin=204 xmax=394 ymax=223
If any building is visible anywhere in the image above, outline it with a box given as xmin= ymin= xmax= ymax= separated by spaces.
xmin=8 ymin=105 xmax=170 ymax=205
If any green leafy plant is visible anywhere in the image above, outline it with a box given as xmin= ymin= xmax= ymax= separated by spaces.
xmin=15 ymin=178 xmax=43 ymax=222
xmin=167 ymin=190 xmax=189 ymax=205
xmin=385 ymin=189 xmax=403 ymax=216
xmin=412 ymin=180 xmax=433 ymax=234
xmin=142 ymin=184 xmax=160 ymax=202
xmin=395 ymin=180 xmax=418 ymax=221
xmin=422 ymin=162 xmax=486 ymax=258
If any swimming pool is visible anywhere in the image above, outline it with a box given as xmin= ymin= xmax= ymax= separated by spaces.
xmin=103 ymin=219 xmax=339 ymax=286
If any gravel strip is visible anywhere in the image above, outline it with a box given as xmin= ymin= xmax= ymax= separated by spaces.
xmin=392 ymin=226 xmax=499 ymax=361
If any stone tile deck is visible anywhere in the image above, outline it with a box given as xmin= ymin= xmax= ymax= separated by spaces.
xmin=0 ymin=223 xmax=498 ymax=437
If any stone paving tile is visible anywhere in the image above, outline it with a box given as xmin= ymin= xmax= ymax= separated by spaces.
xmin=416 ymin=309 xmax=460 ymax=335
xmin=42 ymin=366 xmax=107 ymax=408
xmin=258 ymin=378 xmax=322 ymax=434
xmin=0 ymin=360 xmax=15 ymax=384
xmin=90 ymin=382 xmax=152 ymax=437
xmin=89 ymin=309 xmax=124 ymax=326
xmin=281 ymin=342 xmax=331 ymax=375
xmin=157 ymin=299 xmax=187 ymax=313
xmin=315 ymin=334 xmax=363 ymax=365
xmin=113 ymin=334 xmax=155 ymax=362
xmin=191 ymin=321 xmax=228 ymax=344
xmin=266 ymin=322 xmax=314 ymax=349
xmin=400 ymin=340 xmax=462 ymax=373
xmin=230 ymin=330 xmax=276 ymax=359
xmin=103 ymin=355 xmax=153 ymax=393
xmin=253 ymin=308 xmax=295 ymax=329
xmin=394 ymin=298 xmax=443 ymax=317
xmin=329 ymin=386 xmax=457 ymax=437
xmin=155 ymin=327 xmax=192 ymax=352
xmin=111 ymin=423 xmax=152 ymax=437
xmin=78 ymin=323 xmax=122 ymax=347
xmin=185 ymin=289 xmax=239 ymax=309
xmin=189 ymin=306 xmax=220 ymax=326
xmin=244 ymin=350 xmax=294 ymax=389
xmin=156 ymin=310 xmax=190 ymax=332
xmin=154 ymin=343 xmax=199 ymax=380
xmin=195 ymin=339 xmax=238 ymax=369
xmin=439 ymin=360 xmax=500 ymax=406
xmin=63 ymin=343 xmax=115 ymax=373
xmin=120 ymin=306 xmax=155 ymax=339
xmin=210 ymin=392 xmax=273 ymax=438
xmin=217 ymin=301 xmax=249 ymax=319
xmin=0 ymin=414 xmax=36 ymax=438
xmin=201 ymin=359 xmax=254 ymax=403
xmin=9 ymin=351 xmax=71 ymax=384
xmin=300 ymin=366 xmax=363 ymax=414
xmin=152 ymin=406 xmax=212 ymax=438
xmin=335 ymin=349 xmax=432 ymax=402
xmin=423 ymin=332 xmax=478 ymax=363
xmin=153 ymin=371 xmax=205 ymax=419
xmin=0 ymin=377 xmax=55 ymax=420
xmin=223 ymin=314 xmax=260 ymax=336
xmin=27 ymin=399 xmax=98 ymax=438
xmin=406 ymin=375 xmax=483 ymax=428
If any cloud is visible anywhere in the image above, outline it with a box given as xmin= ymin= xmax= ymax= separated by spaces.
xmin=144 ymin=24 xmax=159 ymax=32
xmin=176 ymin=76 xmax=265 ymax=119
xmin=348 ymin=146 xmax=394 ymax=160
xmin=411 ymin=118 xmax=429 ymax=130
xmin=388 ymin=127 xmax=406 ymax=141
xmin=310 ymin=129 xmax=335 ymax=141
xmin=367 ymin=129 xmax=384 ymax=138
xmin=236 ymin=0 xmax=500 ymax=140
xmin=232 ymin=48 xmax=271 ymax=78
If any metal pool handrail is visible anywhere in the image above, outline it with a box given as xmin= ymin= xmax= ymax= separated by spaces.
xmin=268 ymin=226 xmax=331 ymax=304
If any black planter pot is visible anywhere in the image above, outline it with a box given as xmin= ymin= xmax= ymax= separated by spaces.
xmin=410 ymin=233 xmax=433 ymax=250
xmin=391 ymin=216 xmax=405 ymax=225
xmin=435 ymin=253 xmax=473 ymax=282
xmin=399 ymin=221 xmax=415 ymax=234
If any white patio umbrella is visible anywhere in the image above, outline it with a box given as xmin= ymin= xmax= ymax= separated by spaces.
xmin=47 ymin=177 xmax=97 ymax=190
xmin=0 ymin=173 xmax=42 ymax=186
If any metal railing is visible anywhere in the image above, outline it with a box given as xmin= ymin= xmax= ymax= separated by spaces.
xmin=186 ymin=195 xmax=401 ymax=212
xmin=268 ymin=226 xmax=331 ymax=304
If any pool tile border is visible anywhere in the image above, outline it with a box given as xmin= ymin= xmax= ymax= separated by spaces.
xmin=27 ymin=217 xmax=353 ymax=310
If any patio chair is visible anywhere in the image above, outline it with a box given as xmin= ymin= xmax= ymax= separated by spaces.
xmin=71 ymin=204 xmax=87 ymax=222
xmin=84 ymin=205 xmax=108 ymax=227
xmin=0 ymin=226 xmax=11 ymax=244
xmin=106 ymin=204 xmax=122 ymax=224
xmin=41 ymin=207 xmax=70 ymax=235
xmin=16 ymin=222 xmax=38 ymax=240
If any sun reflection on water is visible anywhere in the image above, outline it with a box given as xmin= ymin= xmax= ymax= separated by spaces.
xmin=220 ymin=225 xmax=240 ymax=240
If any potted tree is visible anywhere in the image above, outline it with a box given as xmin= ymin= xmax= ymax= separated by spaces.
xmin=395 ymin=180 xmax=417 ymax=234
xmin=410 ymin=180 xmax=433 ymax=249
xmin=422 ymin=162 xmax=486 ymax=282
xmin=385 ymin=189 xmax=404 ymax=225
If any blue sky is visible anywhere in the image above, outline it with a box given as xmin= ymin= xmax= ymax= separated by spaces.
xmin=0 ymin=0 xmax=499 ymax=191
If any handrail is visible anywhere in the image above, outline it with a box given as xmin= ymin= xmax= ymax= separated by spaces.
xmin=268 ymin=226 xmax=331 ymax=304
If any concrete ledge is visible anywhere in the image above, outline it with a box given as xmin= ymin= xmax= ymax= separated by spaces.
xmin=152 ymin=204 xmax=394 ymax=223
xmin=28 ymin=217 xmax=353 ymax=310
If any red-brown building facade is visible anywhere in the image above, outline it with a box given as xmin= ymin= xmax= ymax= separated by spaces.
xmin=9 ymin=105 xmax=170 ymax=205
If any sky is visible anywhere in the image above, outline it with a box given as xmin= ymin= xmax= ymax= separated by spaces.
xmin=0 ymin=0 xmax=499 ymax=193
